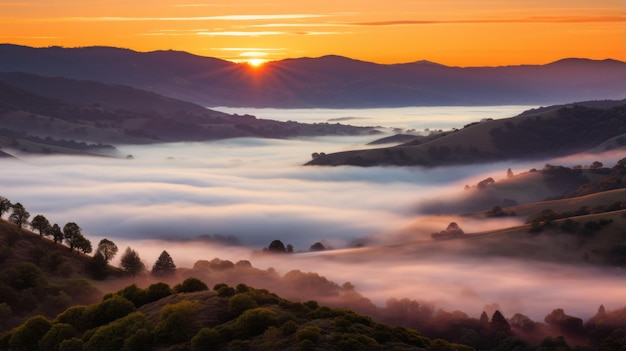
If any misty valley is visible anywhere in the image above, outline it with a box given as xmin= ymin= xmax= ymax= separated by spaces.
xmin=2 ymin=104 xmax=626 ymax=350
xmin=1 ymin=50 xmax=626 ymax=350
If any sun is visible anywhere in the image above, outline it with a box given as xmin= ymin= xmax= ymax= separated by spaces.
xmin=246 ymin=58 xmax=267 ymax=67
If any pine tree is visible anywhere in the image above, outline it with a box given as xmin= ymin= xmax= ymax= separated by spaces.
xmin=151 ymin=250 xmax=176 ymax=276
xmin=120 ymin=247 xmax=145 ymax=277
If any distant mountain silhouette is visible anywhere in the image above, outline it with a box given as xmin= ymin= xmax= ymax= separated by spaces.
xmin=0 ymin=44 xmax=624 ymax=108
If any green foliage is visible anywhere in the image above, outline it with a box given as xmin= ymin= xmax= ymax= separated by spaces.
xmin=175 ymin=277 xmax=208 ymax=293
xmin=113 ymin=284 xmax=149 ymax=307
xmin=296 ymin=325 xmax=322 ymax=343
xmin=54 ymin=306 xmax=87 ymax=331
xmin=218 ymin=286 xmax=236 ymax=297
xmin=192 ymin=328 xmax=221 ymax=351
xmin=39 ymin=323 xmax=76 ymax=351
xmin=58 ymin=338 xmax=83 ymax=351
xmin=9 ymin=315 xmax=52 ymax=351
xmin=59 ymin=279 xmax=99 ymax=305
xmin=234 ymin=307 xmax=278 ymax=338
xmin=229 ymin=293 xmax=258 ymax=316
xmin=146 ymin=282 xmax=173 ymax=302
xmin=2 ymin=262 xmax=46 ymax=289
xmin=83 ymin=312 xmax=149 ymax=351
xmin=153 ymin=300 xmax=202 ymax=344
xmin=83 ymin=294 xmax=136 ymax=330
xmin=123 ymin=328 xmax=152 ymax=351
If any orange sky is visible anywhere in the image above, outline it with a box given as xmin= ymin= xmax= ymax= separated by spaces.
xmin=1 ymin=0 xmax=624 ymax=66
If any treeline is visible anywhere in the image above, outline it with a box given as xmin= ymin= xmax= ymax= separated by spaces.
xmin=3 ymin=276 xmax=626 ymax=350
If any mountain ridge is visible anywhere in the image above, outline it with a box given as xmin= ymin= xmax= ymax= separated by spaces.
xmin=1 ymin=44 xmax=624 ymax=108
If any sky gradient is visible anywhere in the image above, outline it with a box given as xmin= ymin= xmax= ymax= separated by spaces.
xmin=1 ymin=0 xmax=625 ymax=66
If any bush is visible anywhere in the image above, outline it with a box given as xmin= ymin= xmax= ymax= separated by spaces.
xmin=84 ymin=295 xmax=136 ymax=330
xmin=175 ymin=277 xmax=208 ymax=293
xmin=229 ymin=293 xmax=258 ymax=316
xmin=296 ymin=326 xmax=322 ymax=343
xmin=58 ymin=338 xmax=83 ymax=351
xmin=192 ymin=328 xmax=221 ymax=351
xmin=84 ymin=312 xmax=148 ymax=351
xmin=153 ymin=300 xmax=202 ymax=344
xmin=9 ymin=315 xmax=52 ymax=351
xmin=234 ymin=308 xmax=278 ymax=338
xmin=123 ymin=328 xmax=152 ymax=351
xmin=146 ymin=282 xmax=173 ymax=302
xmin=39 ymin=323 xmax=76 ymax=351
xmin=2 ymin=262 xmax=46 ymax=289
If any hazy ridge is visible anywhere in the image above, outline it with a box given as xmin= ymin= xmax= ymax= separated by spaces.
xmin=1 ymin=44 xmax=624 ymax=108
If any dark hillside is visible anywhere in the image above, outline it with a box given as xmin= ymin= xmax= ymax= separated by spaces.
xmin=0 ymin=219 xmax=105 ymax=330
xmin=307 ymin=102 xmax=626 ymax=167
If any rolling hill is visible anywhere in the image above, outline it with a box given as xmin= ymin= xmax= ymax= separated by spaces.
xmin=0 ymin=44 xmax=624 ymax=108
xmin=0 ymin=74 xmax=374 ymax=156
xmin=307 ymin=101 xmax=626 ymax=167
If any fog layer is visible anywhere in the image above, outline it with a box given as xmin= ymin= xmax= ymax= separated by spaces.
xmin=2 ymin=106 xmax=624 ymax=321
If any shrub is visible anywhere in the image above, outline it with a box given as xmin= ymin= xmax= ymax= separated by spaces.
xmin=146 ymin=282 xmax=173 ymax=302
xmin=229 ymin=293 xmax=258 ymax=316
xmin=58 ymin=338 xmax=83 ymax=351
xmin=39 ymin=323 xmax=76 ymax=351
xmin=123 ymin=328 xmax=152 ymax=351
xmin=234 ymin=308 xmax=278 ymax=338
xmin=9 ymin=315 xmax=52 ymax=351
xmin=175 ymin=277 xmax=208 ymax=293
xmin=153 ymin=300 xmax=202 ymax=344
xmin=192 ymin=328 xmax=221 ymax=351
xmin=296 ymin=326 xmax=321 ymax=343
xmin=83 ymin=312 xmax=149 ymax=351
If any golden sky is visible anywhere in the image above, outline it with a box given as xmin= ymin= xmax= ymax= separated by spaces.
xmin=1 ymin=0 xmax=625 ymax=66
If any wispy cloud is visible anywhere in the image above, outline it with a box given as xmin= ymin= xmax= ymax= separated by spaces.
xmin=352 ymin=15 xmax=626 ymax=26
xmin=197 ymin=31 xmax=285 ymax=36
xmin=57 ymin=14 xmax=327 ymax=22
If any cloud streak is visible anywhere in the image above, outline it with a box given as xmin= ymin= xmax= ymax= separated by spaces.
xmin=352 ymin=15 xmax=626 ymax=26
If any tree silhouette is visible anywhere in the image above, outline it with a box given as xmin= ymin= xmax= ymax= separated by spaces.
xmin=96 ymin=238 xmax=118 ymax=263
xmin=8 ymin=202 xmax=30 ymax=228
xmin=310 ymin=242 xmax=326 ymax=251
xmin=0 ymin=196 xmax=11 ymax=218
xmin=31 ymin=214 xmax=50 ymax=238
xmin=489 ymin=310 xmax=511 ymax=334
xmin=266 ymin=240 xmax=286 ymax=253
xmin=48 ymin=223 xmax=64 ymax=244
xmin=120 ymin=247 xmax=145 ymax=276
xmin=90 ymin=251 xmax=108 ymax=280
xmin=151 ymin=250 xmax=176 ymax=276
xmin=63 ymin=222 xmax=82 ymax=252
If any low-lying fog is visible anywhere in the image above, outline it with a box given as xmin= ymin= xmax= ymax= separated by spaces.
xmin=2 ymin=105 xmax=624 ymax=321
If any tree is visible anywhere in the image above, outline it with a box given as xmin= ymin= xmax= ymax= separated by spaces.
xmin=48 ymin=223 xmax=64 ymax=244
xmin=266 ymin=240 xmax=286 ymax=253
xmin=507 ymin=168 xmax=514 ymax=178
xmin=8 ymin=202 xmax=30 ymax=228
xmin=74 ymin=234 xmax=92 ymax=254
xmin=310 ymin=242 xmax=326 ymax=251
xmin=120 ymin=247 xmax=145 ymax=276
xmin=90 ymin=251 xmax=108 ymax=280
xmin=63 ymin=222 xmax=82 ymax=251
xmin=0 ymin=196 xmax=11 ymax=218
xmin=489 ymin=310 xmax=511 ymax=334
xmin=30 ymin=214 xmax=50 ymax=238
xmin=151 ymin=250 xmax=176 ymax=276
xmin=96 ymin=238 xmax=118 ymax=263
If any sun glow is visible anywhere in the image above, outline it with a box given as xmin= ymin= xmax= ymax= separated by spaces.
xmin=246 ymin=58 xmax=267 ymax=67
